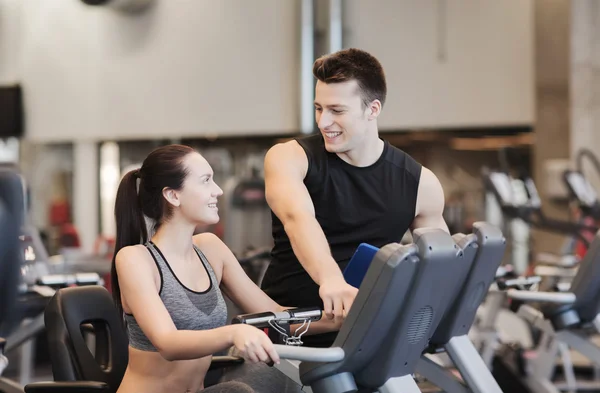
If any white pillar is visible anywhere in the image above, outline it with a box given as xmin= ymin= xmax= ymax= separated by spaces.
xmin=99 ymin=142 xmax=120 ymax=238
xmin=73 ymin=141 xmax=98 ymax=254
xmin=571 ymin=1 xmax=600 ymax=190
xmin=328 ymin=0 xmax=343 ymax=53
xmin=300 ymin=0 xmax=315 ymax=134
xmin=0 ymin=0 xmax=22 ymax=84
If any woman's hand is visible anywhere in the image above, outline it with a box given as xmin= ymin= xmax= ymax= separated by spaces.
xmin=231 ymin=325 xmax=280 ymax=365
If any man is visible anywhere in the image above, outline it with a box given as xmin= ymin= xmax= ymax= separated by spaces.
xmin=261 ymin=48 xmax=449 ymax=347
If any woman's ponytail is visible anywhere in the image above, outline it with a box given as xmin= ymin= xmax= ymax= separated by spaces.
xmin=110 ymin=169 xmax=147 ymax=319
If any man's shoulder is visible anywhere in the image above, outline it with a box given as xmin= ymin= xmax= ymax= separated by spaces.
xmin=295 ymin=133 xmax=325 ymax=152
xmin=382 ymin=141 xmax=422 ymax=181
xmin=264 ymin=139 xmax=310 ymax=180
xmin=266 ymin=134 xmax=326 ymax=175
xmin=266 ymin=139 xmax=305 ymax=163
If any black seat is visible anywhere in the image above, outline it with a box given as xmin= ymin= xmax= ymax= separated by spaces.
xmin=24 ymin=285 xmax=243 ymax=393
xmin=44 ymin=286 xmax=128 ymax=388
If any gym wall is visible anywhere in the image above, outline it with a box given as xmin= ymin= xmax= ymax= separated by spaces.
xmin=13 ymin=0 xmax=534 ymax=143
xmin=0 ymin=0 xmax=20 ymax=86
xmin=17 ymin=0 xmax=301 ymax=142
xmin=344 ymin=0 xmax=535 ymax=130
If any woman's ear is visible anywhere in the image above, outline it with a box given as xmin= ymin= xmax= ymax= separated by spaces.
xmin=162 ymin=187 xmax=181 ymax=207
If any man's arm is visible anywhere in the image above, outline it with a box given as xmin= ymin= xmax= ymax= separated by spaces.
xmin=264 ymin=141 xmax=357 ymax=320
xmin=411 ymin=167 xmax=450 ymax=233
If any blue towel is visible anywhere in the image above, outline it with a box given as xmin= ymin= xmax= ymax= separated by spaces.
xmin=343 ymin=243 xmax=380 ymax=289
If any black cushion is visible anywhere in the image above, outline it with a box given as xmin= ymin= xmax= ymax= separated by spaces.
xmin=44 ymin=286 xmax=129 ymax=390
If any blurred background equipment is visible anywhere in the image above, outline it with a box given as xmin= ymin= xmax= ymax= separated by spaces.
xmin=221 ymin=153 xmax=272 ymax=286
xmin=0 ymin=168 xmax=104 ymax=389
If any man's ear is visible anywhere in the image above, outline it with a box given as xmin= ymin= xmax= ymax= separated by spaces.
xmin=367 ymin=99 xmax=382 ymax=120
xmin=162 ymin=187 xmax=181 ymax=207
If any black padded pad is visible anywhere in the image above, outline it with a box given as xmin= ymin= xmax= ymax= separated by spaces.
xmin=44 ymin=286 xmax=129 ymax=390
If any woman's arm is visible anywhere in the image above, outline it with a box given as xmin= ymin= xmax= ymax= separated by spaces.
xmin=194 ymin=234 xmax=343 ymax=335
xmin=116 ymin=246 xmax=271 ymax=361
xmin=193 ymin=233 xmax=282 ymax=314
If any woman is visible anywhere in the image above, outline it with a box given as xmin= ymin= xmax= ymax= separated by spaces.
xmin=112 ymin=145 xmax=340 ymax=393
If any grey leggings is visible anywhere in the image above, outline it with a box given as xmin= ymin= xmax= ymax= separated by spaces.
xmin=200 ymin=380 xmax=257 ymax=393
xmin=202 ymin=361 xmax=304 ymax=393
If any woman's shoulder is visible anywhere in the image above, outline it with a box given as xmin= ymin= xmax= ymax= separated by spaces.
xmin=115 ymin=244 xmax=153 ymax=267
xmin=192 ymin=232 xmax=224 ymax=250
xmin=192 ymin=233 xmax=228 ymax=276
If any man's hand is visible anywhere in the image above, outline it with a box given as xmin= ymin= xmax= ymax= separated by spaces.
xmin=319 ymin=276 xmax=358 ymax=323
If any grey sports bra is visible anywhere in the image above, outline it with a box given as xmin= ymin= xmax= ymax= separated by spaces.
xmin=124 ymin=241 xmax=228 ymax=352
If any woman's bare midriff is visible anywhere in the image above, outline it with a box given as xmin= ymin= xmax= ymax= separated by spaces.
xmin=116 ymin=346 xmax=212 ymax=393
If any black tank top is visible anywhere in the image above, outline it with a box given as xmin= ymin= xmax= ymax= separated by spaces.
xmin=261 ymin=134 xmax=422 ymax=347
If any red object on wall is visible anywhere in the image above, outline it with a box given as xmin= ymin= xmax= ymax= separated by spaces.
xmin=50 ymin=200 xmax=70 ymax=225
xmin=59 ymin=223 xmax=80 ymax=248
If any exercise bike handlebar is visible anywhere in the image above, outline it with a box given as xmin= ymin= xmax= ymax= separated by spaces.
xmin=534 ymin=265 xmax=577 ymax=278
xmin=233 ymin=307 xmax=345 ymax=362
xmin=232 ymin=307 xmax=323 ymax=328
xmin=499 ymin=200 xmax=594 ymax=248
xmin=496 ymin=276 xmax=541 ymax=290
xmin=506 ymin=289 xmax=576 ymax=304
xmin=493 ymin=266 xmax=541 ymax=290
xmin=536 ymin=252 xmax=579 ymax=268
xmin=37 ymin=273 xmax=102 ymax=287
xmin=274 ymin=344 xmax=345 ymax=362
xmin=495 ymin=265 xmax=514 ymax=278
xmin=531 ymin=212 xmax=597 ymax=248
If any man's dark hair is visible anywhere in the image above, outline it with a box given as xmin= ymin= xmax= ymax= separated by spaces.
xmin=313 ymin=48 xmax=387 ymax=108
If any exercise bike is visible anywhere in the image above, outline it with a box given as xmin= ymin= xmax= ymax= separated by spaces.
xmin=491 ymin=228 xmax=600 ymax=393
xmin=563 ymin=148 xmax=600 ymax=260
xmin=17 ymin=228 xmax=478 ymax=393
xmin=0 ymin=169 xmax=103 ymax=393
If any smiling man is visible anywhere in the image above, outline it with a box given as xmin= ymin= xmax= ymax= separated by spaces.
xmin=261 ymin=48 xmax=449 ymax=348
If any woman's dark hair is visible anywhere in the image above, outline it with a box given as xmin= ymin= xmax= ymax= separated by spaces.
xmin=111 ymin=144 xmax=195 ymax=319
